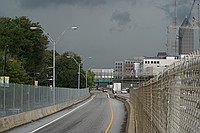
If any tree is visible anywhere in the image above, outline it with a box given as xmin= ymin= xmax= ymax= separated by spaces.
xmin=56 ymin=52 xmax=81 ymax=88
xmin=0 ymin=16 xmax=88 ymax=87
xmin=0 ymin=16 xmax=48 ymax=84
xmin=0 ymin=16 xmax=48 ymax=75
xmin=36 ymin=50 xmax=53 ymax=86
xmin=87 ymin=70 xmax=95 ymax=89
xmin=0 ymin=50 xmax=31 ymax=84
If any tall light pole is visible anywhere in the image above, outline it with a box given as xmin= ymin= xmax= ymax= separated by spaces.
xmin=30 ymin=26 xmax=77 ymax=104
xmin=67 ymin=56 xmax=92 ymax=89
xmin=86 ymin=71 xmax=88 ymax=88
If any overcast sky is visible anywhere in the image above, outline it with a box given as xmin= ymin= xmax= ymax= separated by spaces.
xmin=0 ymin=0 xmax=199 ymax=69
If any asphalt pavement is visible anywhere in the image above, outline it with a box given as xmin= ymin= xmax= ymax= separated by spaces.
xmin=5 ymin=91 xmax=127 ymax=133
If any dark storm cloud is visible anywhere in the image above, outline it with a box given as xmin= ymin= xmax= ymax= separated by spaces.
xmin=156 ymin=0 xmax=195 ymax=24
xmin=0 ymin=11 xmax=4 ymax=16
xmin=17 ymin=0 xmax=107 ymax=9
xmin=124 ymin=0 xmax=137 ymax=6
xmin=111 ymin=10 xmax=131 ymax=26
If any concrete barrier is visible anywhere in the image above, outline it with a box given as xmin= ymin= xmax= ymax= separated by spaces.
xmin=115 ymin=95 xmax=135 ymax=133
xmin=0 ymin=94 xmax=90 ymax=132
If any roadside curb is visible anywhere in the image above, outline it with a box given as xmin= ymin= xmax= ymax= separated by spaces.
xmin=0 ymin=94 xmax=91 ymax=132
xmin=114 ymin=95 xmax=135 ymax=133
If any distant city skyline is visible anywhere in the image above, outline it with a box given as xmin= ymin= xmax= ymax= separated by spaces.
xmin=0 ymin=0 xmax=200 ymax=69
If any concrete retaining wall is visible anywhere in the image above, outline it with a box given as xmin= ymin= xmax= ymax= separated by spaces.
xmin=0 ymin=94 xmax=90 ymax=132
xmin=115 ymin=95 xmax=135 ymax=133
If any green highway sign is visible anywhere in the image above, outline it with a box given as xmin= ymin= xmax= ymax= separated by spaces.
xmin=94 ymin=78 xmax=111 ymax=83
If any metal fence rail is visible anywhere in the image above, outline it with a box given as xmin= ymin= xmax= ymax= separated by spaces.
xmin=0 ymin=83 xmax=89 ymax=118
xmin=130 ymin=50 xmax=200 ymax=133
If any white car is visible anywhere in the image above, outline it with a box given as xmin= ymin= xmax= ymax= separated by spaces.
xmin=121 ymin=89 xmax=127 ymax=94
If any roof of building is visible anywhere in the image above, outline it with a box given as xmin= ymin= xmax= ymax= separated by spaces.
xmin=180 ymin=17 xmax=192 ymax=27
xmin=157 ymin=52 xmax=167 ymax=58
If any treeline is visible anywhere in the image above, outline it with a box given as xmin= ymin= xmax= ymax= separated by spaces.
xmin=0 ymin=16 xmax=94 ymax=88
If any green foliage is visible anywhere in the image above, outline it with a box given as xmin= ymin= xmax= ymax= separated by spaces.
xmin=0 ymin=50 xmax=31 ymax=84
xmin=0 ymin=16 xmax=48 ymax=77
xmin=36 ymin=50 xmax=53 ymax=86
xmin=56 ymin=52 xmax=81 ymax=88
xmin=0 ymin=16 xmax=48 ymax=84
xmin=87 ymin=70 xmax=95 ymax=89
xmin=0 ymin=16 xmax=92 ymax=88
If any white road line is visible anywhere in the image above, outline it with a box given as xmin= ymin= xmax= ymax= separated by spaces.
xmin=30 ymin=95 xmax=95 ymax=133
xmin=107 ymin=93 xmax=110 ymax=98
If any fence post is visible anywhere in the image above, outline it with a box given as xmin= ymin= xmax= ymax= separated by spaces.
xmin=34 ymin=85 xmax=35 ymax=105
xmin=28 ymin=85 xmax=30 ymax=110
xmin=13 ymin=83 xmax=15 ymax=108
xmin=39 ymin=86 xmax=41 ymax=104
xmin=20 ymin=84 xmax=23 ymax=111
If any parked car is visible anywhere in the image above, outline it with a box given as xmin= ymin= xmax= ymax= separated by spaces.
xmin=121 ymin=89 xmax=127 ymax=94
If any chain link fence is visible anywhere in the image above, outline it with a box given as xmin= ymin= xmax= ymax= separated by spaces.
xmin=130 ymin=50 xmax=200 ymax=133
xmin=0 ymin=83 xmax=89 ymax=118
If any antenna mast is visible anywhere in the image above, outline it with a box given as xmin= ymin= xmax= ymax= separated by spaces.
xmin=174 ymin=0 xmax=178 ymax=56
xmin=198 ymin=3 xmax=200 ymax=48
xmin=166 ymin=26 xmax=170 ymax=55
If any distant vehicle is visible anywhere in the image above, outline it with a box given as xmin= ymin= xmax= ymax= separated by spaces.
xmin=113 ymin=83 xmax=121 ymax=93
xmin=125 ymin=87 xmax=130 ymax=93
xmin=102 ymin=87 xmax=108 ymax=92
xmin=114 ymin=93 xmax=117 ymax=98
xmin=103 ymin=89 xmax=108 ymax=92
xmin=121 ymin=89 xmax=127 ymax=94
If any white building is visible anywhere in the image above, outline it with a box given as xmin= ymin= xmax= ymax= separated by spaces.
xmin=143 ymin=56 xmax=179 ymax=76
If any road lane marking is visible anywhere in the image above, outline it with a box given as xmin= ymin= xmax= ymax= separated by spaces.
xmin=107 ymin=93 xmax=110 ymax=98
xmin=30 ymin=95 xmax=95 ymax=133
xmin=105 ymin=98 xmax=114 ymax=133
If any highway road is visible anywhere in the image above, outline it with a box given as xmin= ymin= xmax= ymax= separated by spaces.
xmin=6 ymin=91 xmax=127 ymax=133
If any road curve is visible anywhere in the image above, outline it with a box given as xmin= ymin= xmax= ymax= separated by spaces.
xmin=6 ymin=91 xmax=127 ymax=133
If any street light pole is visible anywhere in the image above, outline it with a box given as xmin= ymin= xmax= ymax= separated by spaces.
xmin=67 ymin=56 xmax=91 ymax=89
xmin=80 ymin=72 xmax=87 ymax=88
xmin=30 ymin=26 xmax=77 ymax=104
xmin=78 ymin=63 xmax=81 ymax=89
xmin=53 ymin=41 xmax=56 ymax=104
xmin=86 ymin=71 xmax=88 ymax=88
